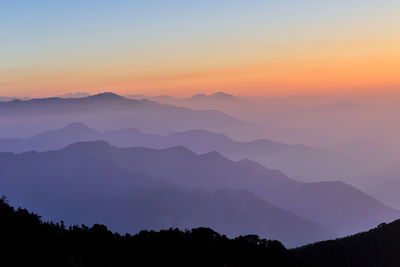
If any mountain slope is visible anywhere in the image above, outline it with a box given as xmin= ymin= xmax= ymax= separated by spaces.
xmin=295 ymin=219 xmax=400 ymax=267
xmin=31 ymin=141 xmax=399 ymax=237
xmin=0 ymin=92 xmax=242 ymax=138
xmin=352 ymin=162 xmax=400 ymax=209
xmin=0 ymin=146 xmax=332 ymax=247
xmin=161 ymin=129 xmax=364 ymax=180
xmin=3 ymin=196 xmax=400 ymax=267
xmin=0 ymin=127 xmax=395 ymax=236
xmin=0 ymin=198 xmax=305 ymax=267
xmin=0 ymin=123 xmax=363 ymax=180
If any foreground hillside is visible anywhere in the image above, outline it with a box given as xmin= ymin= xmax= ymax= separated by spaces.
xmin=3 ymin=196 xmax=400 ymax=267
xmin=294 ymin=220 xmax=400 ymax=267
xmin=0 ymin=198 xmax=304 ymax=267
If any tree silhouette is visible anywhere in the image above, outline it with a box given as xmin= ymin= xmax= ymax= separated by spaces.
xmin=0 ymin=197 xmax=306 ymax=267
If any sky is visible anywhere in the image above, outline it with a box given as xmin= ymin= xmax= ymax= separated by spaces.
xmin=1 ymin=0 xmax=400 ymax=97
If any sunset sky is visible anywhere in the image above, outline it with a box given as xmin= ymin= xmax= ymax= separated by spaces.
xmin=1 ymin=0 xmax=399 ymax=97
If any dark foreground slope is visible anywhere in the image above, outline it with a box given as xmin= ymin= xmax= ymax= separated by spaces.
xmin=3 ymin=196 xmax=400 ymax=267
xmin=0 ymin=198 xmax=304 ymax=267
xmin=294 ymin=220 xmax=400 ymax=267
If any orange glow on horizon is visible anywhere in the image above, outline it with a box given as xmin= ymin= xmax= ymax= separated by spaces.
xmin=1 ymin=37 xmax=400 ymax=98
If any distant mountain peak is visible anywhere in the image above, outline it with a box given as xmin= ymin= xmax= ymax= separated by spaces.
xmin=85 ymin=92 xmax=156 ymax=106
xmin=90 ymin=92 xmax=123 ymax=99
xmin=190 ymin=92 xmax=235 ymax=100
xmin=30 ymin=122 xmax=99 ymax=141
xmin=62 ymin=122 xmax=91 ymax=130
xmin=200 ymin=150 xmax=222 ymax=159
xmin=192 ymin=93 xmax=207 ymax=99
xmin=58 ymin=92 xmax=90 ymax=98
xmin=211 ymin=91 xmax=235 ymax=98
xmin=63 ymin=140 xmax=113 ymax=153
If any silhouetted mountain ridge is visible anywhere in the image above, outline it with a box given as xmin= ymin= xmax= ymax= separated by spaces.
xmin=0 ymin=198 xmax=306 ymax=267
xmin=2 ymin=195 xmax=400 ymax=266
xmin=191 ymin=91 xmax=236 ymax=100
xmin=0 ymin=143 xmax=334 ymax=247
xmin=0 ymin=123 xmax=363 ymax=180
xmin=0 ymin=93 xmax=243 ymax=138
xmin=2 ymin=139 xmax=394 ymax=238
xmin=295 ymin=219 xmax=400 ymax=267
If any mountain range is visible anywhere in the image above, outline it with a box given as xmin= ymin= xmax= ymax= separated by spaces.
xmin=64 ymin=141 xmax=397 ymax=236
xmin=0 ymin=142 xmax=333 ymax=247
xmin=0 ymin=122 xmax=364 ymax=181
xmin=1 ymin=92 xmax=398 ymax=251
xmin=0 ymin=92 xmax=242 ymax=138
xmin=0 ymin=140 xmax=397 ymax=246
xmin=131 ymin=92 xmax=399 ymax=166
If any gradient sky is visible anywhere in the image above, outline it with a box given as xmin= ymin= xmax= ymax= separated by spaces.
xmin=1 ymin=0 xmax=399 ymax=97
